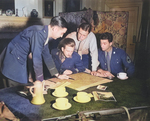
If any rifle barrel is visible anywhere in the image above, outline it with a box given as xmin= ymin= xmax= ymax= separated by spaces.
xmin=42 ymin=106 xmax=150 ymax=120
xmin=81 ymin=106 xmax=150 ymax=116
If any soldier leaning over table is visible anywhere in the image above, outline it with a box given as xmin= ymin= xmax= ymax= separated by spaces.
xmin=66 ymin=18 xmax=99 ymax=72
xmin=51 ymin=38 xmax=90 ymax=75
xmin=0 ymin=16 xmax=70 ymax=87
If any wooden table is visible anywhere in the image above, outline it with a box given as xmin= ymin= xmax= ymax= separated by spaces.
xmin=0 ymin=76 xmax=149 ymax=121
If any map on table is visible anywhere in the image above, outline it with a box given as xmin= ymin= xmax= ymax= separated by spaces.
xmin=49 ymin=72 xmax=113 ymax=91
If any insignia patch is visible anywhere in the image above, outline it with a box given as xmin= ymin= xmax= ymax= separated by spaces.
xmin=126 ymin=56 xmax=131 ymax=63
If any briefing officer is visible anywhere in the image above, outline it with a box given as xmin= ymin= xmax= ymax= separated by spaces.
xmin=0 ymin=16 xmax=69 ymax=85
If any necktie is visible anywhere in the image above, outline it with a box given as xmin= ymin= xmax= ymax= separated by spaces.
xmin=77 ymin=41 xmax=82 ymax=59
xmin=77 ymin=41 xmax=81 ymax=52
xmin=106 ymin=52 xmax=111 ymax=72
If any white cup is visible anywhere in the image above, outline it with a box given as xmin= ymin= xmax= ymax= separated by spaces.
xmin=55 ymin=98 xmax=68 ymax=108
xmin=54 ymin=86 xmax=66 ymax=96
xmin=118 ymin=72 xmax=127 ymax=79
xmin=76 ymin=92 xmax=90 ymax=101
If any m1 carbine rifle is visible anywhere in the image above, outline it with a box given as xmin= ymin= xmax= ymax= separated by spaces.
xmin=42 ymin=106 xmax=150 ymax=121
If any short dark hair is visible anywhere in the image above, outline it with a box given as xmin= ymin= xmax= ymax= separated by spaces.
xmin=50 ymin=16 xmax=68 ymax=29
xmin=58 ymin=38 xmax=75 ymax=50
xmin=78 ymin=23 xmax=92 ymax=33
xmin=100 ymin=32 xmax=113 ymax=43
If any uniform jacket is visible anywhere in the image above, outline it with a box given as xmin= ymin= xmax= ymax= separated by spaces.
xmin=51 ymin=48 xmax=85 ymax=74
xmin=98 ymin=47 xmax=135 ymax=77
xmin=0 ymin=25 xmax=58 ymax=83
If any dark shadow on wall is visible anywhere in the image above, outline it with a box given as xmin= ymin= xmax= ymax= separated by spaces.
xmin=134 ymin=0 xmax=150 ymax=100
xmin=0 ymin=17 xmax=43 ymax=53
xmin=134 ymin=0 xmax=150 ymax=80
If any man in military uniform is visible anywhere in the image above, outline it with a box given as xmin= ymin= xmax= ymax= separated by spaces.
xmin=0 ymin=16 xmax=69 ymax=85
xmin=91 ymin=32 xmax=135 ymax=78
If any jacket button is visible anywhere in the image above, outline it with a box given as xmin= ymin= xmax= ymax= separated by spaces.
xmin=18 ymin=57 xmax=19 ymax=59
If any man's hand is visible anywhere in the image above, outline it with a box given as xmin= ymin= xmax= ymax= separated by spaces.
xmin=57 ymin=74 xmax=70 ymax=79
xmin=63 ymin=70 xmax=73 ymax=75
xmin=43 ymin=80 xmax=61 ymax=90
xmin=97 ymin=69 xmax=114 ymax=78
xmin=91 ymin=71 xmax=97 ymax=76
xmin=91 ymin=71 xmax=107 ymax=77
xmin=85 ymin=68 xmax=91 ymax=73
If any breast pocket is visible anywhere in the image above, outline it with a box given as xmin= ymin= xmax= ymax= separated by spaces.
xmin=115 ymin=58 xmax=122 ymax=64
xmin=11 ymin=48 xmax=26 ymax=65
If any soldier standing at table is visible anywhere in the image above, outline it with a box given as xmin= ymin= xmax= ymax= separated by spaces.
xmin=0 ymin=16 xmax=69 ymax=86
